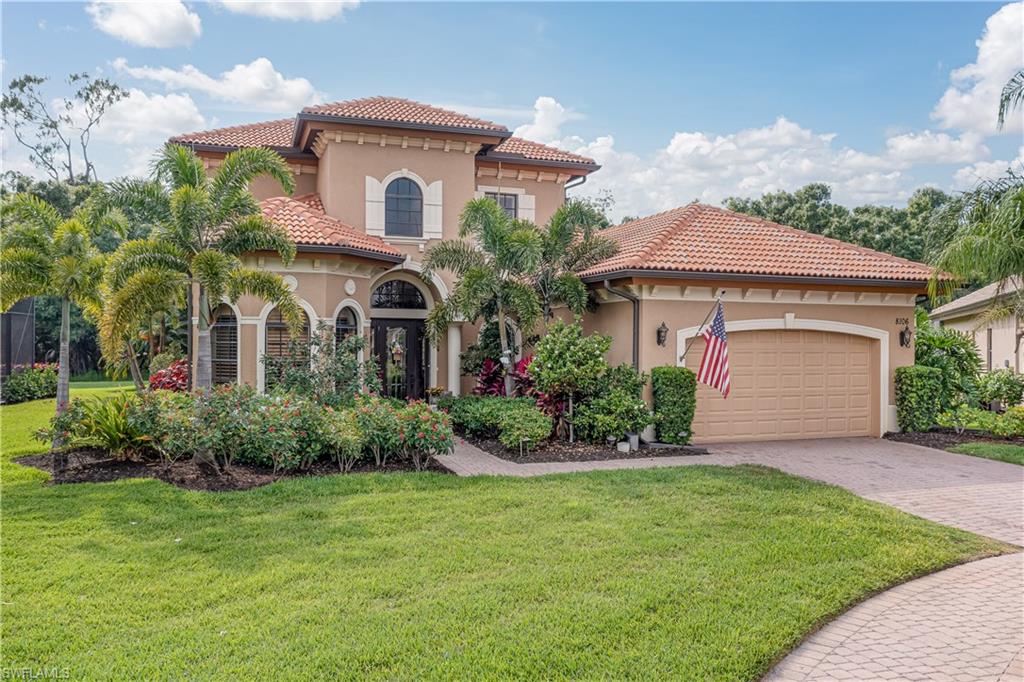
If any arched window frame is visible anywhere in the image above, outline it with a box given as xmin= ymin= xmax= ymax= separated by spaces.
xmin=384 ymin=177 xmax=423 ymax=238
xmin=335 ymin=305 xmax=359 ymax=348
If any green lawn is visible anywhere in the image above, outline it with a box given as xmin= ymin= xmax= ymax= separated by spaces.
xmin=1 ymin=392 xmax=1008 ymax=680
xmin=949 ymin=442 xmax=1024 ymax=466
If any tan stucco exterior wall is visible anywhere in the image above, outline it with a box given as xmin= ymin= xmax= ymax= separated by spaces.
xmin=941 ymin=313 xmax=1022 ymax=372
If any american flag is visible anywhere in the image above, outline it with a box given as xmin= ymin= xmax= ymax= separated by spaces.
xmin=696 ymin=301 xmax=731 ymax=397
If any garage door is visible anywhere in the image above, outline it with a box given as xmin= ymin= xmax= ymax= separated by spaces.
xmin=688 ymin=330 xmax=876 ymax=443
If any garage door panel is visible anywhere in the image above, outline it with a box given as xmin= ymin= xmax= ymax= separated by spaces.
xmin=689 ymin=330 xmax=876 ymax=443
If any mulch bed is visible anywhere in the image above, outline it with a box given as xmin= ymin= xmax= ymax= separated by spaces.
xmin=15 ymin=449 xmax=449 ymax=492
xmin=463 ymin=435 xmax=708 ymax=464
xmin=884 ymin=427 xmax=1024 ymax=452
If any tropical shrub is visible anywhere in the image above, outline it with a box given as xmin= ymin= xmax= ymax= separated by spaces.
xmin=473 ymin=358 xmax=506 ymax=396
xmin=529 ymin=321 xmax=611 ymax=437
xmin=600 ymin=363 xmax=647 ymax=399
xmin=397 ymin=401 xmax=454 ymax=470
xmin=894 ymin=365 xmax=943 ymax=432
xmin=263 ymin=325 xmax=381 ymax=407
xmin=574 ymin=390 xmax=653 ymax=443
xmin=1 ymin=363 xmax=58 ymax=404
xmin=130 ymin=391 xmax=197 ymax=470
xmin=497 ymin=404 xmax=552 ymax=452
xmin=193 ymin=384 xmax=262 ymax=470
xmin=322 ymin=407 xmax=365 ymax=473
xmin=149 ymin=359 xmax=189 ymax=392
xmin=650 ymin=366 xmax=697 ymax=445
xmin=914 ymin=315 xmax=981 ymax=410
xmin=937 ymin=404 xmax=1024 ymax=437
xmin=977 ymin=369 xmax=1024 ymax=408
xmin=149 ymin=344 xmax=185 ymax=374
xmin=354 ymin=396 xmax=402 ymax=466
xmin=72 ymin=396 xmax=148 ymax=459
xmin=436 ymin=395 xmax=535 ymax=438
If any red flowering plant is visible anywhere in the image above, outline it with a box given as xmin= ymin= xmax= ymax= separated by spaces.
xmin=149 ymin=359 xmax=189 ymax=392
xmin=397 ymin=400 xmax=454 ymax=471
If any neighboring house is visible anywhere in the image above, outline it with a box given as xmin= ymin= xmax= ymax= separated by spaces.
xmin=170 ymin=96 xmax=935 ymax=443
xmin=930 ymin=278 xmax=1022 ymax=373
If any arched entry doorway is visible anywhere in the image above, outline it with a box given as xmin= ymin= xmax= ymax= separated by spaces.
xmin=370 ymin=278 xmax=429 ymax=400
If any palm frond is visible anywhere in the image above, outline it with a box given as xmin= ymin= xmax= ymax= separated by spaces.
xmin=998 ymin=70 xmax=1024 ymax=130
xmin=227 ymin=268 xmax=304 ymax=334
xmin=459 ymin=197 xmax=511 ymax=253
xmin=106 ymin=177 xmax=172 ymax=225
xmin=422 ymin=239 xmax=484 ymax=278
xmin=100 ymin=268 xmax=187 ymax=362
xmin=1 ymin=193 xmax=62 ymax=233
xmin=52 ymin=219 xmax=93 ymax=260
xmin=0 ymin=223 xmax=51 ymax=253
xmin=168 ymin=184 xmax=213 ymax=252
xmin=550 ymin=272 xmax=588 ymax=316
xmin=216 ymin=214 xmax=296 ymax=264
xmin=0 ymin=246 xmax=50 ymax=310
xmin=424 ymin=299 xmax=457 ymax=343
xmin=500 ymin=279 xmax=542 ymax=333
xmin=104 ymin=239 xmax=189 ymax=291
xmin=192 ymin=249 xmax=241 ymax=308
xmin=154 ymin=144 xmax=207 ymax=190
xmin=209 ymin=147 xmax=295 ymax=222
xmin=498 ymin=226 xmax=543 ymax=275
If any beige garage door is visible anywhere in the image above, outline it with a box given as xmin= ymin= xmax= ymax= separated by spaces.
xmin=688 ymin=330 xmax=876 ymax=443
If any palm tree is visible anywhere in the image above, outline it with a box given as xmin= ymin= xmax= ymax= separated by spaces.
xmin=103 ymin=144 xmax=304 ymax=388
xmin=423 ymin=198 xmax=543 ymax=395
xmin=535 ymin=199 xmax=618 ymax=321
xmin=0 ymin=192 xmax=123 ymax=460
xmin=998 ymin=70 xmax=1024 ymax=130
xmin=930 ymin=172 xmax=1024 ymax=353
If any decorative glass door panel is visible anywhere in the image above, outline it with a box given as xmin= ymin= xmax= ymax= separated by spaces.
xmin=372 ymin=319 xmax=427 ymax=400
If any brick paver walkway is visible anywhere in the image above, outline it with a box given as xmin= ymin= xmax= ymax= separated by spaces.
xmin=436 ymin=437 xmax=1024 ymax=681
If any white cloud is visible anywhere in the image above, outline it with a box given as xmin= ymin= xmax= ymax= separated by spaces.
xmin=513 ymin=96 xmax=584 ymax=145
xmin=85 ymin=1 xmax=201 ymax=48
xmin=884 ymin=131 xmax=989 ymax=164
xmin=113 ymin=57 xmax=322 ymax=112
xmin=931 ymin=2 xmax=1023 ymax=135
xmin=217 ymin=1 xmax=359 ymax=21
xmin=94 ymin=89 xmax=206 ymax=145
xmin=952 ymin=146 xmax=1024 ymax=188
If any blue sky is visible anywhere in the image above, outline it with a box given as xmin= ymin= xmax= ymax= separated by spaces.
xmin=3 ymin=1 xmax=1022 ymax=220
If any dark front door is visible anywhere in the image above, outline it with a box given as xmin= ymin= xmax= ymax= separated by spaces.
xmin=371 ymin=319 xmax=428 ymax=400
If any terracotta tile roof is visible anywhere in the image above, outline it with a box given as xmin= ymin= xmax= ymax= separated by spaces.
xmin=580 ymin=204 xmax=937 ymax=283
xmin=488 ymin=136 xmax=596 ymax=167
xmin=930 ymin=278 xmax=1021 ymax=319
xmin=302 ymin=97 xmax=508 ymax=134
xmin=260 ymin=195 xmax=402 ymax=261
xmin=170 ymin=118 xmax=295 ymax=148
xmin=295 ymin=193 xmax=325 ymax=213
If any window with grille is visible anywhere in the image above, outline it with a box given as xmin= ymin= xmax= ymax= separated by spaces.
xmin=485 ymin=191 xmax=518 ymax=219
xmin=264 ymin=307 xmax=310 ymax=391
xmin=385 ymin=178 xmax=423 ymax=237
xmin=370 ymin=280 xmax=426 ymax=309
xmin=211 ymin=306 xmax=237 ymax=385
xmin=335 ymin=306 xmax=359 ymax=348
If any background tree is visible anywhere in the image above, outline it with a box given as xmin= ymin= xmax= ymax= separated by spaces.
xmin=535 ymin=199 xmax=618 ymax=321
xmin=1 ymin=73 xmax=126 ymax=184
xmin=0 ymin=192 xmax=124 ymax=464
xmin=423 ymin=198 xmax=543 ymax=395
xmin=102 ymin=144 xmax=303 ymax=389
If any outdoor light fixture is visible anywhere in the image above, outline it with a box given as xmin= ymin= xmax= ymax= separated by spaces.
xmin=899 ymin=324 xmax=913 ymax=348
xmin=656 ymin=322 xmax=669 ymax=347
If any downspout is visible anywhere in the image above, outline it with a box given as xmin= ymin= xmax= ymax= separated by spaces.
xmin=603 ymin=280 xmax=639 ymax=370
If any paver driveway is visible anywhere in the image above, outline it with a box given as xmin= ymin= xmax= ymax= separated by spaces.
xmin=438 ymin=437 xmax=1024 ymax=681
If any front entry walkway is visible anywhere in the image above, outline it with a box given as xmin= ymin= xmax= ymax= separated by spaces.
xmin=437 ymin=437 xmax=1024 ymax=681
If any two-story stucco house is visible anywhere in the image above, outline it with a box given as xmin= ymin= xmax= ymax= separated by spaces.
xmin=170 ymin=96 xmax=936 ymax=444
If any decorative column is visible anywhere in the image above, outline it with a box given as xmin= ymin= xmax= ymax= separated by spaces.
xmin=446 ymin=323 xmax=462 ymax=396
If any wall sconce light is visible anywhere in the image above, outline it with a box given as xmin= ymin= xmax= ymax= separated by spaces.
xmin=656 ymin=322 xmax=669 ymax=347
xmin=899 ymin=324 xmax=913 ymax=348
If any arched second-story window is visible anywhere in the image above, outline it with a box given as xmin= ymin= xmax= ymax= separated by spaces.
xmin=335 ymin=306 xmax=359 ymax=348
xmin=210 ymin=305 xmax=238 ymax=385
xmin=384 ymin=178 xmax=423 ymax=238
xmin=264 ymin=307 xmax=310 ymax=391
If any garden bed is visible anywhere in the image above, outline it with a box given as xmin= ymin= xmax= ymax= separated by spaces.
xmin=884 ymin=427 xmax=1024 ymax=451
xmin=463 ymin=435 xmax=707 ymax=464
xmin=16 ymin=450 xmax=449 ymax=492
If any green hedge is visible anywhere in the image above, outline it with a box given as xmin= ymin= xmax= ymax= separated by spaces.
xmin=894 ymin=365 xmax=942 ymax=433
xmin=1 ymin=364 xmax=58 ymax=405
xmin=436 ymin=395 xmax=548 ymax=445
xmin=651 ymin=366 xmax=697 ymax=445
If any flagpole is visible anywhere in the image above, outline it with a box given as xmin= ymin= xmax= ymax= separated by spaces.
xmin=679 ymin=290 xmax=726 ymax=363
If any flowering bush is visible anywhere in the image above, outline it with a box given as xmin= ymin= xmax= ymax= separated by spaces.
xmin=323 ymin=407 xmax=365 ymax=472
xmin=1 ymin=363 xmax=58 ymax=404
xmin=130 ymin=391 xmax=197 ymax=470
xmin=397 ymin=401 xmax=454 ymax=470
xmin=194 ymin=384 xmax=262 ymax=469
xmin=354 ymin=396 xmax=402 ymax=466
xmin=149 ymin=359 xmax=189 ymax=392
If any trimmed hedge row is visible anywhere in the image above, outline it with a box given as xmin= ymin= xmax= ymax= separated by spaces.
xmin=437 ymin=395 xmax=552 ymax=450
xmin=894 ymin=365 xmax=942 ymax=433
xmin=0 ymin=364 xmax=58 ymax=405
xmin=651 ymin=366 xmax=697 ymax=445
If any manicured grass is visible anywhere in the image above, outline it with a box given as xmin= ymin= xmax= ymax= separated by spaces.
xmin=1 ymin=395 xmax=1008 ymax=680
xmin=67 ymin=380 xmax=135 ymax=389
xmin=949 ymin=442 xmax=1024 ymax=466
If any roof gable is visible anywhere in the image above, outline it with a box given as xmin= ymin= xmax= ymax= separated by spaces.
xmin=930 ymin=278 xmax=1021 ymax=319
xmin=581 ymin=204 xmax=937 ymax=284
xmin=261 ymin=195 xmax=402 ymax=262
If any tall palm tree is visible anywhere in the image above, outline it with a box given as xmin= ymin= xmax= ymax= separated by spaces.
xmin=930 ymin=172 xmax=1024 ymax=353
xmin=103 ymin=144 xmax=303 ymax=388
xmin=423 ymin=198 xmax=543 ymax=395
xmin=535 ymin=199 xmax=618 ymax=321
xmin=0 ymin=192 xmax=123 ymax=459
xmin=998 ymin=69 xmax=1024 ymax=130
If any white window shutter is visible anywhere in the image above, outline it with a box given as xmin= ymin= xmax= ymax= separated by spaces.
xmin=519 ymin=194 xmax=536 ymax=222
xmin=424 ymin=180 xmax=443 ymax=239
xmin=365 ymin=175 xmax=384 ymax=236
